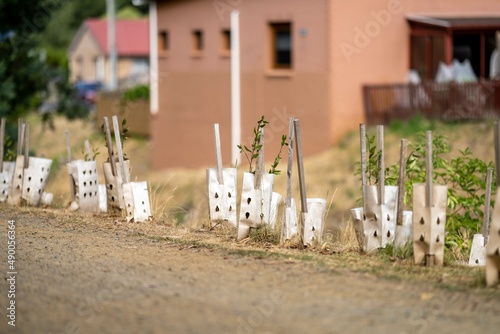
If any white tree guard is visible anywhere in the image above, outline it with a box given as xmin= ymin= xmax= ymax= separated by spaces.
xmin=238 ymin=172 xmax=274 ymax=240
xmin=303 ymin=198 xmax=326 ymax=246
xmin=365 ymin=185 xmax=398 ymax=249
xmin=394 ymin=211 xmax=413 ymax=248
xmin=413 ymin=183 xmax=447 ymax=266
xmin=103 ymin=160 xmax=130 ymax=211
xmin=486 ymin=190 xmax=500 ymax=286
xmin=0 ymin=161 xmax=15 ymax=202
xmin=206 ymin=168 xmax=237 ymax=227
xmin=469 ymin=234 xmax=486 ymax=266
xmin=98 ymin=184 xmax=107 ymax=213
xmin=269 ymin=192 xmax=283 ymax=229
xmin=351 ymin=186 xmax=398 ymax=252
xmin=67 ymin=160 xmax=100 ymax=212
xmin=283 ymin=198 xmax=298 ymax=240
xmin=7 ymin=156 xmax=25 ymax=205
xmin=122 ymin=181 xmax=152 ymax=222
xmin=21 ymin=157 xmax=52 ymax=206
xmin=350 ymin=207 xmax=366 ymax=250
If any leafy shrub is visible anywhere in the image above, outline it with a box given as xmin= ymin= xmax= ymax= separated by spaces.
xmin=360 ymin=132 xmax=496 ymax=260
xmin=121 ymin=84 xmax=149 ymax=103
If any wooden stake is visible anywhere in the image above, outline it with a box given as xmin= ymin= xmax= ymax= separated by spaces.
xmin=397 ymin=139 xmax=407 ymax=226
xmin=483 ymin=167 xmax=493 ymax=245
xmin=0 ymin=118 xmax=5 ymax=173
xmin=84 ymin=139 xmax=92 ymax=161
xmin=103 ymin=117 xmax=117 ymax=176
xmin=282 ymin=117 xmax=295 ymax=243
xmin=495 ymin=122 xmax=500 ymax=187
xmin=65 ymin=130 xmax=76 ymax=202
xmin=360 ymin=124 xmax=367 ymax=208
xmin=294 ymin=119 xmax=306 ymax=246
xmin=213 ymin=123 xmax=224 ymax=185
xmin=425 ymin=131 xmax=433 ymax=207
xmin=65 ymin=130 xmax=71 ymax=163
xmin=17 ymin=120 xmax=25 ymax=156
xmin=294 ymin=119 xmax=307 ymax=213
xmin=23 ymin=123 xmax=29 ymax=169
xmin=112 ymin=116 xmax=128 ymax=184
xmin=286 ymin=118 xmax=295 ymax=208
xmin=254 ymin=127 xmax=264 ymax=190
xmin=376 ymin=125 xmax=385 ymax=205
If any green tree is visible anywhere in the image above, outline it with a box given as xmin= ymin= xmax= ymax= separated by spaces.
xmin=0 ymin=0 xmax=60 ymax=146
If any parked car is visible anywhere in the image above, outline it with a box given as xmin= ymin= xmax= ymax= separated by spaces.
xmin=75 ymin=81 xmax=103 ymax=105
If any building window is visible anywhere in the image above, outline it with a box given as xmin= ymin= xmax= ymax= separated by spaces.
xmin=221 ymin=29 xmax=231 ymax=52
xmin=158 ymin=30 xmax=169 ymax=52
xmin=192 ymin=30 xmax=204 ymax=52
xmin=410 ymin=35 xmax=445 ymax=80
xmin=270 ymin=22 xmax=292 ymax=69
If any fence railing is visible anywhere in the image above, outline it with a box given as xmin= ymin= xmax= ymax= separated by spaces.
xmin=363 ymin=81 xmax=500 ymax=124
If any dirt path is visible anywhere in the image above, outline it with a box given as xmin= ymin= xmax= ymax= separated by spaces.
xmin=1 ymin=206 xmax=500 ymax=334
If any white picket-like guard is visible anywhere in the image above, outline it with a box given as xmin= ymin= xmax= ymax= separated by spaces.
xmin=412 ymin=183 xmax=447 ymax=266
xmin=207 ymin=167 xmax=237 ymax=226
xmin=283 ymin=198 xmax=298 ymax=240
xmin=413 ymin=131 xmax=447 ymax=267
xmin=21 ymin=157 xmax=52 ymax=206
xmin=207 ymin=123 xmax=237 ymax=226
xmin=98 ymin=184 xmax=108 ymax=213
xmin=394 ymin=211 xmax=413 ymax=248
xmin=350 ymin=207 xmax=365 ymax=249
xmin=363 ymin=185 xmax=398 ymax=251
xmin=112 ymin=116 xmax=151 ymax=222
xmin=351 ymin=203 xmax=401 ymax=252
xmin=7 ymin=155 xmax=25 ymax=205
xmin=269 ymin=192 xmax=283 ymax=229
xmin=469 ymin=234 xmax=486 ymax=266
xmin=67 ymin=160 xmax=100 ymax=212
xmin=0 ymin=118 xmax=14 ymax=202
xmin=303 ymin=198 xmax=326 ymax=246
xmin=469 ymin=167 xmax=493 ymax=267
xmin=238 ymin=172 xmax=274 ymax=240
xmin=352 ymin=125 xmax=399 ymax=252
xmin=123 ymin=181 xmax=152 ymax=222
xmin=0 ymin=161 xmax=15 ymax=202
xmin=103 ymin=160 xmax=130 ymax=211
xmin=486 ymin=189 xmax=500 ymax=286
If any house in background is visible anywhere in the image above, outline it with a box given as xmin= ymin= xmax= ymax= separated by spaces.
xmin=149 ymin=0 xmax=500 ymax=169
xmin=68 ymin=18 xmax=149 ymax=88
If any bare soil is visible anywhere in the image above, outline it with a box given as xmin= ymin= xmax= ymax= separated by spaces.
xmin=1 ymin=205 xmax=500 ymax=334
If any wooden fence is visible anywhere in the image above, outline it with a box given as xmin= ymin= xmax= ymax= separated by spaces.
xmin=363 ymin=81 xmax=500 ymax=124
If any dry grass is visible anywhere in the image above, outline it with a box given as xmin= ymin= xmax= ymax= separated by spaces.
xmin=22 ymin=114 xmax=500 ymax=270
